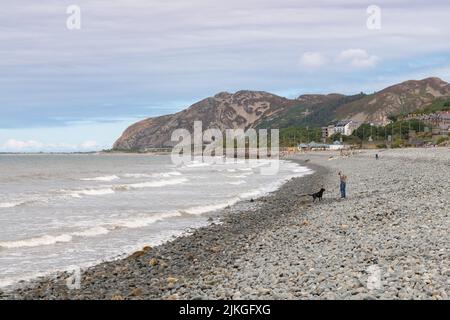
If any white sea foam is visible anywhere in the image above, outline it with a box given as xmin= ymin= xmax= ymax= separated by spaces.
xmin=227 ymin=180 xmax=247 ymax=185
xmin=226 ymin=174 xmax=249 ymax=178
xmin=183 ymin=198 xmax=240 ymax=215
xmin=239 ymin=190 xmax=263 ymax=199
xmin=0 ymin=234 xmax=73 ymax=249
xmin=122 ymin=173 xmax=153 ymax=178
xmin=292 ymin=167 xmax=311 ymax=173
xmin=68 ymin=178 xmax=188 ymax=197
xmin=112 ymin=211 xmax=181 ymax=228
xmin=0 ymin=202 xmax=24 ymax=208
xmin=159 ymin=171 xmax=183 ymax=178
xmin=0 ymin=228 xmax=108 ymax=249
xmin=242 ymin=167 xmax=313 ymax=200
xmin=0 ymin=211 xmax=181 ymax=249
xmin=70 ymin=188 xmax=115 ymax=198
xmin=81 ymin=175 xmax=120 ymax=182
xmin=123 ymin=171 xmax=182 ymax=179
xmin=185 ymin=162 xmax=211 ymax=168
xmin=71 ymin=226 xmax=110 ymax=237
xmin=167 ymin=171 xmax=182 ymax=176
xmin=125 ymin=178 xmax=188 ymax=189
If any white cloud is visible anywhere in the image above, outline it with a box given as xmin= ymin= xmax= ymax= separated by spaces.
xmin=1 ymin=139 xmax=100 ymax=153
xmin=299 ymin=52 xmax=328 ymax=68
xmin=80 ymin=140 xmax=99 ymax=149
xmin=0 ymin=0 xmax=449 ymax=133
xmin=3 ymin=139 xmax=44 ymax=150
xmin=337 ymin=49 xmax=380 ymax=68
xmin=300 ymin=49 xmax=380 ymax=69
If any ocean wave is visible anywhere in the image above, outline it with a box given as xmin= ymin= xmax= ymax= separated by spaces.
xmin=122 ymin=173 xmax=153 ymax=178
xmin=291 ymin=167 xmax=311 ymax=173
xmin=66 ymin=177 xmax=188 ymax=198
xmin=227 ymin=180 xmax=247 ymax=185
xmin=239 ymin=190 xmax=263 ymax=199
xmin=0 ymin=212 xmax=181 ymax=249
xmin=183 ymin=198 xmax=240 ymax=215
xmin=123 ymin=178 xmax=188 ymax=189
xmin=123 ymin=171 xmax=182 ymax=179
xmin=158 ymin=171 xmax=183 ymax=178
xmin=184 ymin=162 xmax=211 ymax=168
xmin=0 ymin=234 xmax=73 ymax=249
xmin=238 ymin=166 xmax=313 ymax=199
xmin=112 ymin=211 xmax=181 ymax=228
xmin=167 ymin=171 xmax=182 ymax=176
xmin=0 ymin=201 xmax=25 ymax=208
xmin=225 ymin=174 xmax=249 ymax=179
xmin=239 ymin=181 xmax=286 ymax=199
xmin=81 ymin=175 xmax=120 ymax=182
xmin=70 ymin=226 xmax=110 ymax=237
xmin=70 ymin=188 xmax=115 ymax=198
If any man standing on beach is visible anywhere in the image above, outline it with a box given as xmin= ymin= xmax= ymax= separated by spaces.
xmin=338 ymin=171 xmax=347 ymax=198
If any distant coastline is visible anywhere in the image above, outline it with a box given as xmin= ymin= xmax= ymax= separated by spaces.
xmin=0 ymin=151 xmax=99 ymax=155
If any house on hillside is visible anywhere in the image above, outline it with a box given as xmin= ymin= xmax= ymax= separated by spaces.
xmin=404 ymin=110 xmax=450 ymax=135
xmin=322 ymin=120 xmax=359 ymax=138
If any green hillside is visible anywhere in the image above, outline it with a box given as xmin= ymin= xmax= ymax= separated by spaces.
xmin=256 ymin=93 xmax=366 ymax=129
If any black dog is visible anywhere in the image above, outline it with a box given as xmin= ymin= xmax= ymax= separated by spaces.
xmin=309 ymin=188 xmax=325 ymax=202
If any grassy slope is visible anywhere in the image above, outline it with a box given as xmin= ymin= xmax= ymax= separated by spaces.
xmin=256 ymin=93 xmax=366 ymax=129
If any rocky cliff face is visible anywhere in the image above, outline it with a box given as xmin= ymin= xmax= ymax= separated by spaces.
xmin=113 ymin=77 xmax=450 ymax=150
xmin=113 ymin=91 xmax=296 ymax=149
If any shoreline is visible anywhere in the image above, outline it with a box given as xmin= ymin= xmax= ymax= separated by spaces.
xmin=3 ymin=148 xmax=449 ymax=300
xmin=1 ymin=159 xmax=323 ymax=299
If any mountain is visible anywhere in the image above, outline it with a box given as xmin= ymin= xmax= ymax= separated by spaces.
xmin=113 ymin=77 xmax=450 ymax=150
xmin=334 ymin=77 xmax=450 ymax=124
xmin=113 ymin=91 xmax=297 ymax=150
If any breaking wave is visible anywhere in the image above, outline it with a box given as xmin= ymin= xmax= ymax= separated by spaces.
xmin=115 ymin=177 xmax=188 ymax=190
xmin=70 ymin=188 xmax=115 ymax=198
xmin=81 ymin=175 xmax=120 ymax=182
xmin=0 ymin=212 xmax=181 ymax=249
xmin=227 ymin=180 xmax=247 ymax=185
xmin=0 ymin=201 xmax=26 ymax=208
xmin=183 ymin=198 xmax=240 ymax=215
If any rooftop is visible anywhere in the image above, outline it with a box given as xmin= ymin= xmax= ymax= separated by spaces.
xmin=335 ymin=120 xmax=352 ymax=126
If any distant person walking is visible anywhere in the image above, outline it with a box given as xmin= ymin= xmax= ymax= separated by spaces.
xmin=338 ymin=171 xmax=347 ymax=199
xmin=375 ymin=153 xmax=379 ymax=160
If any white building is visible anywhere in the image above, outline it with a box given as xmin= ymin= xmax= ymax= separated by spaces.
xmin=334 ymin=120 xmax=359 ymax=136
xmin=328 ymin=140 xmax=345 ymax=150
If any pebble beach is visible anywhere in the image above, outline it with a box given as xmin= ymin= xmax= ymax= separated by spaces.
xmin=2 ymin=148 xmax=449 ymax=300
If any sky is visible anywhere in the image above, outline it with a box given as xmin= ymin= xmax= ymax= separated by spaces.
xmin=1 ymin=0 xmax=450 ymax=152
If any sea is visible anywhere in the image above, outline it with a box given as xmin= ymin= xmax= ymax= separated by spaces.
xmin=0 ymin=154 xmax=312 ymax=288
